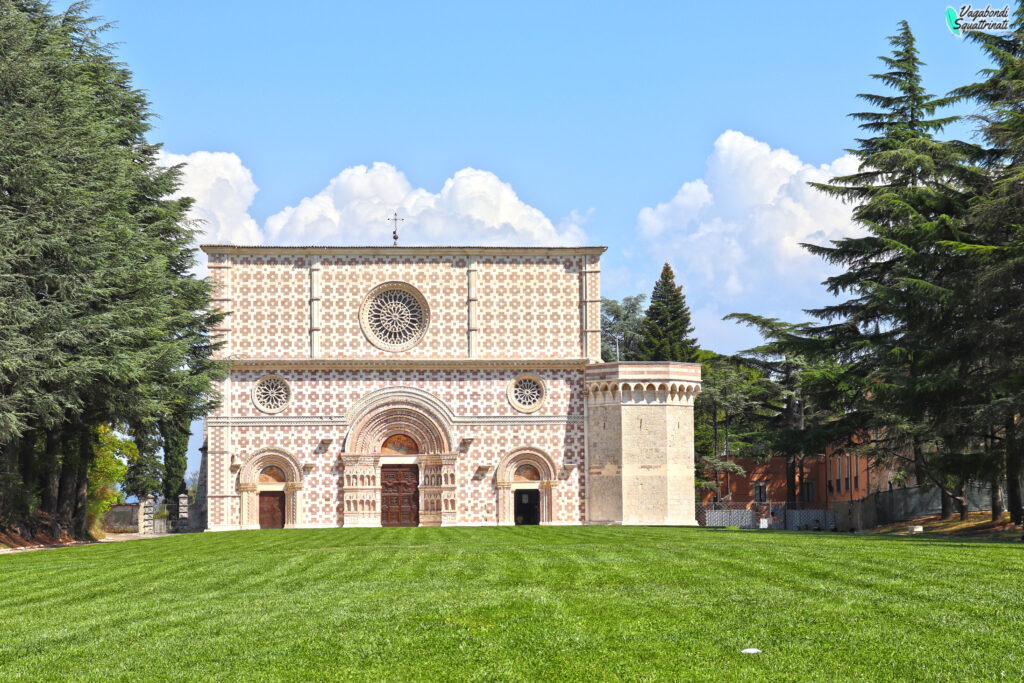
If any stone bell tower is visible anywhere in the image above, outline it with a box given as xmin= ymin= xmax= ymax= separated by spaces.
xmin=584 ymin=362 xmax=701 ymax=525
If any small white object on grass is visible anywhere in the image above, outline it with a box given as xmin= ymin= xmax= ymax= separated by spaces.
xmin=741 ymin=648 xmax=761 ymax=654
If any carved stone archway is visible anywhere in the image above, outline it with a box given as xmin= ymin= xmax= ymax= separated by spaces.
xmin=341 ymin=387 xmax=457 ymax=527
xmin=238 ymin=448 xmax=304 ymax=529
xmin=495 ymin=448 xmax=557 ymax=525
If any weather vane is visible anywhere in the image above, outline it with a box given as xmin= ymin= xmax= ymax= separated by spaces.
xmin=387 ymin=211 xmax=404 ymax=246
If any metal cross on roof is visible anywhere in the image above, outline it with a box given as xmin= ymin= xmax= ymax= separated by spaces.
xmin=387 ymin=211 xmax=405 ymax=246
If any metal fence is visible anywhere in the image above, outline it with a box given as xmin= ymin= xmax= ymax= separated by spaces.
xmin=698 ymin=502 xmax=838 ymax=531
xmin=867 ymin=483 xmax=1003 ymax=526
xmin=700 ymin=482 xmax=1014 ymax=532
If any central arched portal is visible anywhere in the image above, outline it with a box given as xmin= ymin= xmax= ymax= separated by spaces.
xmin=342 ymin=389 xmax=458 ymax=528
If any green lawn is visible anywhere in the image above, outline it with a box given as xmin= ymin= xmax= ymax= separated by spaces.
xmin=1 ymin=527 xmax=1021 ymax=681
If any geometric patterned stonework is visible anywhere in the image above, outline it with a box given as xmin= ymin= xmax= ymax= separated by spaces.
xmin=198 ymin=245 xmax=700 ymax=530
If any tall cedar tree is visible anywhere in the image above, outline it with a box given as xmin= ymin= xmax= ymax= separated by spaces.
xmin=802 ymin=21 xmax=985 ymax=519
xmin=694 ymin=351 xmax=773 ymax=500
xmin=0 ymin=1 xmax=226 ymax=536
xmin=724 ymin=315 xmax=839 ymax=507
xmin=951 ymin=5 xmax=1024 ymax=525
xmin=638 ymin=264 xmax=699 ymax=362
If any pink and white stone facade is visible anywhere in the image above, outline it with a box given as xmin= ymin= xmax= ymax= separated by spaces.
xmin=198 ymin=245 xmax=701 ymax=530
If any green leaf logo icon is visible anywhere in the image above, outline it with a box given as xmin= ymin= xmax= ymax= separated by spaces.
xmin=947 ymin=7 xmax=962 ymax=36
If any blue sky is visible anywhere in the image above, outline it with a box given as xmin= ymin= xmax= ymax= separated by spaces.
xmin=70 ymin=1 xmax=993 ymax=475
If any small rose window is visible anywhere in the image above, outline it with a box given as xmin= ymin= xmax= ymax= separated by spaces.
xmin=507 ymin=374 xmax=547 ymax=413
xmin=252 ymin=375 xmax=291 ymax=414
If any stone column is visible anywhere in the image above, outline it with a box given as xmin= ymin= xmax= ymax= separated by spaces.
xmin=285 ymin=482 xmax=304 ymax=528
xmin=466 ymin=256 xmax=478 ymax=358
xmin=540 ymin=481 xmax=555 ymax=524
xmin=497 ymin=483 xmax=513 ymax=525
xmin=206 ymin=252 xmax=233 ymax=531
xmin=309 ymin=255 xmax=322 ymax=358
xmin=177 ymin=493 xmax=189 ymax=531
xmin=141 ymin=495 xmax=155 ymax=534
xmin=440 ymin=453 xmax=458 ymax=526
xmin=238 ymin=483 xmax=257 ymax=529
xmin=580 ymin=254 xmax=602 ymax=362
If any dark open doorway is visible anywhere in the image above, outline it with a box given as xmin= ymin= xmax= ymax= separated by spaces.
xmin=514 ymin=489 xmax=540 ymax=525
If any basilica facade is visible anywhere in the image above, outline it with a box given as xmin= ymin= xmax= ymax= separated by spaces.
xmin=196 ymin=245 xmax=701 ymax=530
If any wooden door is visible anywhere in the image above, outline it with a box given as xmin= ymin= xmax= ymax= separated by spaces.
xmin=381 ymin=465 xmax=419 ymax=527
xmin=259 ymin=491 xmax=286 ymax=529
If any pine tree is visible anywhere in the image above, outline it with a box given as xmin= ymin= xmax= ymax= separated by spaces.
xmin=694 ymin=351 xmax=770 ymax=501
xmin=949 ymin=6 xmax=1024 ymax=525
xmin=802 ymin=21 xmax=985 ymax=518
xmin=638 ymin=264 xmax=699 ymax=362
xmin=0 ymin=1 xmax=226 ymax=537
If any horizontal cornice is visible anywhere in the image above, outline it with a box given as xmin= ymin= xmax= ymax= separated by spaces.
xmin=226 ymin=358 xmax=591 ymax=371
xmin=202 ymin=245 xmax=607 ymax=257
xmin=206 ymin=415 xmax=583 ymax=427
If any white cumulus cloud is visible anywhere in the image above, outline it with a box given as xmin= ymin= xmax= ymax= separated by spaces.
xmin=265 ymin=163 xmax=584 ymax=247
xmin=159 ymin=154 xmax=585 ymax=254
xmin=636 ymin=130 xmax=861 ymax=302
xmin=159 ymin=150 xmax=262 ymax=245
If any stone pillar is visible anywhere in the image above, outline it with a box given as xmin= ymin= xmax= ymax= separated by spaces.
xmin=176 ymin=493 xmax=190 ymax=531
xmin=309 ymin=254 xmax=322 ymax=358
xmin=466 ymin=256 xmax=478 ymax=358
xmin=141 ymin=495 xmax=155 ymax=534
xmin=285 ymin=482 xmax=304 ymax=528
xmin=441 ymin=453 xmax=457 ymax=526
xmin=540 ymin=481 xmax=554 ymax=524
xmin=579 ymin=254 xmax=602 ymax=362
xmin=238 ymin=483 xmax=258 ymax=529
xmin=496 ymin=483 xmax=513 ymax=525
xmin=207 ymin=252 xmax=232 ymax=359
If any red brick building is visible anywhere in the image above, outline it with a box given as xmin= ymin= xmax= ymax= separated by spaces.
xmin=701 ymin=450 xmax=876 ymax=508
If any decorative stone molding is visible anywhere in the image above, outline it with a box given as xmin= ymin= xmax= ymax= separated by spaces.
xmin=206 ymin=414 xmax=583 ymax=428
xmin=506 ymin=373 xmax=547 ymax=414
xmin=203 ymin=244 xmax=608 ymax=258
xmin=584 ymin=364 xmax=702 ymax=407
xmin=359 ymin=281 xmax=430 ymax=352
xmin=343 ymin=387 xmax=454 ymax=455
xmin=252 ymin=375 xmax=291 ymax=414
xmin=227 ymin=358 xmax=589 ymax=372
xmin=239 ymin=447 xmax=304 ymax=485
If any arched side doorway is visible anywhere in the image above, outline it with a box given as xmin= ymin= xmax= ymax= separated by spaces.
xmin=238 ymin=448 xmax=304 ymax=529
xmin=495 ymin=448 xmax=557 ymax=525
